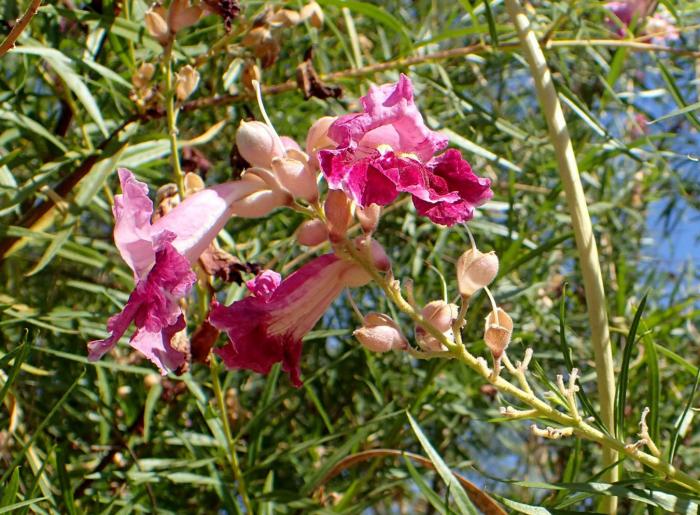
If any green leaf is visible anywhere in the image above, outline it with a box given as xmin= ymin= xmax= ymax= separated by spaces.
xmin=0 ymin=467 xmax=20 ymax=506
xmin=403 ymin=456 xmax=449 ymax=515
xmin=407 ymin=412 xmax=476 ymax=515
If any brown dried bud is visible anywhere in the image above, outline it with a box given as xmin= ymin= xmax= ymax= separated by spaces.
xmin=296 ymin=219 xmax=328 ymax=246
xmin=241 ymin=61 xmax=261 ymax=93
xmin=354 ymin=313 xmax=407 ymax=353
xmin=269 ymin=8 xmax=300 ymax=27
xmin=175 ymin=64 xmax=200 ymax=101
xmin=300 ymin=1 xmax=324 ymax=28
xmin=184 ymin=172 xmax=204 ymax=196
xmin=484 ymin=308 xmax=513 ymax=359
xmin=145 ymin=5 xmax=170 ymax=44
xmin=168 ymin=0 xmax=203 ymax=33
xmin=132 ymin=62 xmax=155 ymax=90
xmin=324 ymin=190 xmax=352 ymax=243
xmin=456 ymin=248 xmax=499 ymax=297
xmin=242 ymin=26 xmax=279 ymax=68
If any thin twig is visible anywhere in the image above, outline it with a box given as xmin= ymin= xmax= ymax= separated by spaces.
xmin=0 ymin=0 xmax=42 ymax=58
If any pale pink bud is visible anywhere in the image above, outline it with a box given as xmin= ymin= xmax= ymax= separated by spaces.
xmin=484 ymin=308 xmax=513 ymax=359
xmin=343 ymin=239 xmax=390 ymax=287
xmin=456 ymin=249 xmax=499 ymax=297
xmin=271 ymin=157 xmax=318 ymax=203
xmin=168 ymin=0 xmax=203 ymax=33
xmin=145 ymin=6 xmax=170 ymax=44
xmin=300 ymin=1 xmax=324 ymax=28
xmin=175 ymin=64 xmax=200 ymax=101
xmin=354 ymin=312 xmax=407 ymax=353
xmin=236 ymin=120 xmax=285 ymax=169
xmin=305 ymin=116 xmax=337 ymax=169
xmin=280 ymin=136 xmax=302 ymax=153
xmin=324 ymin=190 xmax=351 ymax=243
xmin=229 ymin=173 xmax=290 ymax=217
xmin=296 ymin=219 xmax=328 ymax=246
xmin=416 ymin=300 xmax=458 ymax=351
xmin=356 ymin=204 xmax=381 ymax=234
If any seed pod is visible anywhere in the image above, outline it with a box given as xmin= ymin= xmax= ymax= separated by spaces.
xmin=416 ymin=300 xmax=458 ymax=351
xmin=354 ymin=312 xmax=407 ymax=353
xmin=456 ymin=249 xmax=499 ymax=297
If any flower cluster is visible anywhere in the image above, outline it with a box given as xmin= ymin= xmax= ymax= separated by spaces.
xmin=90 ymin=75 xmax=502 ymax=386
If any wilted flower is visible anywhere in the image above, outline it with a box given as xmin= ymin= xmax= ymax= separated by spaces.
xmin=456 ymin=248 xmax=499 ymax=297
xmin=88 ymin=168 xmax=288 ymax=373
xmin=210 ymin=245 xmax=387 ymax=386
xmin=318 ymin=74 xmax=493 ymax=226
xmin=269 ymin=8 xmax=300 ymax=27
xmin=300 ymin=1 xmax=324 ymax=28
xmin=354 ymin=312 xmax=407 ymax=353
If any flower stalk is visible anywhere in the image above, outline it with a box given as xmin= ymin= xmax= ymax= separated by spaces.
xmin=339 ymin=238 xmax=700 ymax=495
xmin=163 ymin=43 xmax=186 ymax=196
xmin=504 ymin=0 xmax=618 ymax=510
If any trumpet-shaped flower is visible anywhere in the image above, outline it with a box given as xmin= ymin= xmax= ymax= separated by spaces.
xmin=210 ymin=245 xmax=387 ymax=386
xmin=88 ymin=168 xmax=281 ymax=374
xmin=318 ymin=74 xmax=492 ymax=226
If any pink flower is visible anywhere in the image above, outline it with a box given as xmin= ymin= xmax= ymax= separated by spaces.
xmin=604 ymin=0 xmax=678 ymax=44
xmin=318 ymin=74 xmax=492 ymax=226
xmin=88 ymin=169 xmax=270 ymax=374
xmin=210 ymin=246 xmax=386 ymax=386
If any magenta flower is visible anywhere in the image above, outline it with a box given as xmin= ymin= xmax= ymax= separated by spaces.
xmin=604 ymin=0 xmax=678 ymax=44
xmin=209 ymin=250 xmax=383 ymax=386
xmin=318 ymin=74 xmax=492 ymax=226
xmin=88 ymin=168 xmax=266 ymax=374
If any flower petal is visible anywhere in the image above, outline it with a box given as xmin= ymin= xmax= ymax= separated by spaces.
xmin=130 ymin=315 xmax=187 ymax=375
xmin=113 ymin=168 xmax=156 ymax=277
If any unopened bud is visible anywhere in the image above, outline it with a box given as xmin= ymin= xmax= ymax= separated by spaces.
xmin=484 ymin=308 xmax=513 ymax=359
xmin=456 ymin=249 xmax=499 ymax=297
xmin=280 ymin=136 xmax=302 ymax=153
xmin=416 ymin=300 xmax=458 ymax=351
xmin=168 ymin=0 xmax=203 ymax=33
xmin=354 ymin=313 xmax=407 ymax=353
xmin=353 ymin=237 xmax=391 ymax=272
xmin=269 ymin=8 xmax=301 ymax=27
xmin=175 ymin=64 xmax=200 ymax=101
xmin=271 ymin=157 xmax=318 ymax=202
xmin=324 ymin=190 xmax=352 ymax=242
xmin=300 ymin=1 xmax=324 ymax=28
xmin=229 ymin=172 xmax=291 ymax=218
xmin=305 ymin=116 xmax=337 ymax=169
xmin=357 ymin=204 xmax=381 ymax=233
xmin=297 ymin=219 xmax=328 ymax=246
xmin=236 ymin=120 xmax=285 ymax=169
xmin=145 ymin=6 xmax=170 ymax=44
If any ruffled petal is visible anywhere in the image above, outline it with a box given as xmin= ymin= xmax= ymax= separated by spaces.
xmin=113 ymin=168 xmax=156 ymax=277
xmin=246 ymin=270 xmax=281 ymax=300
xmin=130 ymin=315 xmax=187 ymax=375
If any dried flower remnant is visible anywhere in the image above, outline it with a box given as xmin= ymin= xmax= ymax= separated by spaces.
xmin=175 ymin=64 xmax=200 ymax=101
xmin=484 ymin=306 xmax=513 ymax=379
xmin=145 ymin=0 xmax=203 ymax=45
xmin=354 ymin=312 xmax=407 ymax=353
xmin=201 ymin=0 xmax=240 ymax=32
xmin=300 ymin=1 xmax=324 ymax=28
xmin=319 ymin=74 xmax=493 ymax=226
xmin=296 ymin=51 xmax=342 ymax=101
xmin=210 ymin=247 xmax=386 ymax=386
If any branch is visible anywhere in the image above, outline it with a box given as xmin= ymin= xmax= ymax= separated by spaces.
xmin=0 ymin=0 xmax=42 ymax=58
xmin=505 ymin=1 xmax=617 ymax=512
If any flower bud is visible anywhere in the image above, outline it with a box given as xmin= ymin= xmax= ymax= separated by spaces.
xmin=168 ymin=0 xmax=203 ymax=33
xmin=229 ymin=173 xmax=291 ymax=218
xmin=145 ymin=5 xmax=170 ymax=44
xmin=236 ymin=120 xmax=285 ymax=169
xmin=484 ymin=308 xmax=513 ymax=359
xmin=354 ymin=312 xmax=407 ymax=353
xmin=300 ymin=1 xmax=324 ymax=28
xmin=175 ymin=64 xmax=200 ymax=101
xmin=305 ymin=116 xmax=337 ymax=169
xmin=280 ymin=136 xmax=302 ymax=153
xmin=416 ymin=300 xmax=458 ymax=351
xmin=324 ymin=190 xmax=351 ymax=243
xmin=297 ymin=219 xmax=328 ymax=246
xmin=356 ymin=204 xmax=380 ymax=234
xmin=353 ymin=237 xmax=390 ymax=272
xmin=456 ymin=249 xmax=499 ymax=297
xmin=269 ymin=8 xmax=301 ymax=27
xmin=271 ymin=157 xmax=318 ymax=202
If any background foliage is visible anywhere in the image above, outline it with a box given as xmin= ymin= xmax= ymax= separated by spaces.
xmin=1 ymin=0 xmax=699 ymax=512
